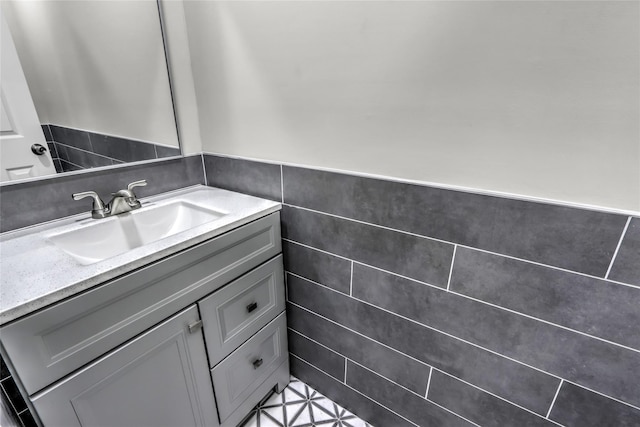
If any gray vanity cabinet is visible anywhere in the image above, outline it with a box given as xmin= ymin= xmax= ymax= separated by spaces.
xmin=32 ymin=305 xmax=220 ymax=427
xmin=1 ymin=211 xmax=289 ymax=427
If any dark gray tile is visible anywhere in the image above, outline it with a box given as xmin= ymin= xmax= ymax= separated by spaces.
xmin=549 ymin=382 xmax=640 ymax=427
xmin=282 ymin=166 xmax=627 ymax=277
xmin=1 ymin=378 xmax=26 ymax=413
xmin=54 ymin=142 xmax=70 ymax=163
xmin=428 ymin=370 xmax=554 ymax=427
xmin=346 ymin=361 xmax=472 ymax=427
xmin=288 ymin=329 xmax=345 ymax=381
xmin=41 ymin=124 xmax=53 ymax=141
xmin=19 ymin=410 xmax=38 ymax=427
xmin=204 ymin=155 xmax=282 ymax=202
xmin=53 ymin=159 xmax=63 ymax=174
xmin=0 ymin=156 xmax=204 ymax=232
xmin=290 ymin=356 xmax=414 ymax=427
xmin=608 ymin=217 xmax=640 ymax=286
xmin=451 ymin=247 xmax=640 ymax=350
xmin=288 ymin=303 xmax=431 ymax=395
xmin=0 ymin=357 xmax=10 ymax=380
xmin=287 ymin=275 xmax=561 ymax=415
xmin=46 ymin=142 xmax=58 ymax=159
xmin=59 ymin=159 xmax=83 ymax=172
xmin=89 ymin=133 xmax=157 ymax=162
xmin=283 ymin=240 xmax=351 ymax=294
xmin=282 ymin=206 xmax=454 ymax=288
xmin=155 ymin=145 xmax=181 ymax=158
xmin=353 ymin=263 xmax=640 ymax=409
xmin=62 ymin=145 xmax=113 ymax=169
xmin=49 ymin=125 xmax=92 ymax=151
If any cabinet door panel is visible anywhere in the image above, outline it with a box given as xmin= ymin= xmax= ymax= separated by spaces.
xmin=199 ymin=255 xmax=285 ymax=366
xmin=33 ymin=306 xmax=219 ymax=427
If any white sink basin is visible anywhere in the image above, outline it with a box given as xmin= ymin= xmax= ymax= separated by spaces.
xmin=48 ymin=201 xmax=226 ymax=265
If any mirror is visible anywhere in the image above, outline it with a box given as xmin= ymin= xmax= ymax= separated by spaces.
xmin=0 ymin=0 xmax=180 ymax=182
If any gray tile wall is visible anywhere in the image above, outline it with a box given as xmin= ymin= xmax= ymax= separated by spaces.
xmin=42 ymin=124 xmax=180 ymax=173
xmin=0 ymin=155 xmax=205 ymax=232
xmin=203 ymin=154 xmax=640 ymax=427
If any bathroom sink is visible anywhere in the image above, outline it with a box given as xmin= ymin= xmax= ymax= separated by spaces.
xmin=48 ymin=201 xmax=226 ymax=265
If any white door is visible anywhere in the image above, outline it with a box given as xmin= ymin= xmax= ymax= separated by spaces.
xmin=0 ymin=13 xmax=56 ymax=182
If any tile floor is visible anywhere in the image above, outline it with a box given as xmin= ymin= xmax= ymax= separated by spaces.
xmin=240 ymin=376 xmax=373 ymax=427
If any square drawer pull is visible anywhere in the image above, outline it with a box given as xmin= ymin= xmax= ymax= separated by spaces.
xmin=252 ymin=358 xmax=263 ymax=369
xmin=246 ymin=302 xmax=258 ymax=313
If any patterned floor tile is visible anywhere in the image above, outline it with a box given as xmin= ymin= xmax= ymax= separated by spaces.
xmin=240 ymin=376 xmax=374 ymax=427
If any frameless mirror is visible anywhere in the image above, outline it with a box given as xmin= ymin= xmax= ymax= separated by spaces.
xmin=0 ymin=0 xmax=180 ymax=183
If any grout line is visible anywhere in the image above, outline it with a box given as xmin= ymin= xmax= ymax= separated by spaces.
xmin=288 ymin=255 xmax=640 ymax=356
xmin=153 ymin=144 xmax=159 ymax=159
xmin=287 ymin=300 xmax=640 ymax=413
xmin=446 ymin=245 xmax=457 ymax=291
xmin=283 ymin=238 xmax=352 ymax=261
xmin=282 ymin=204 xmax=640 ymax=289
xmin=201 ymin=154 xmax=208 ymax=186
xmin=344 ymin=359 xmax=348 ymax=384
xmin=288 ymin=272 xmax=351 ymax=297
xmin=349 ymin=360 xmax=480 ymax=427
xmin=349 ymin=262 xmax=354 ymax=296
xmin=424 ymin=367 xmax=433 ymax=399
xmin=0 ymin=382 xmax=21 ymax=421
xmin=546 ymin=380 xmax=564 ymax=419
xmin=289 ymin=328 xmax=345 ymax=361
xmin=290 ymin=354 xmax=421 ymax=427
xmin=280 ymin=164 xmax=285 ymax=204
xmin=424 ymin=397 xmax=482 ymax=427
xmin=54 ymin=141 xmax=119 ymax=162
xmin=605 ymin=217 xmax=632 ymax=279
xmin=434 ymin=369 xmax=563 ymax=425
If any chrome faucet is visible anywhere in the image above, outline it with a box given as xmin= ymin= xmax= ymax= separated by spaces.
xmin=72 ymin=180 xmax=147 ymax=219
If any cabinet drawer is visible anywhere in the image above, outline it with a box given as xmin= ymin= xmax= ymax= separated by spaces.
xmin=211 ymin=312 xmax=288 ymax=423
xmin=1 ymin=213 xmax=281 ymax=395
xmin=199 ymin=256 xmax=284 ymax=367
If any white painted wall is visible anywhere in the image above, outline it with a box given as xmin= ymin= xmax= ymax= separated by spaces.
xmin=2 ymin=0 xmax=179 ymax=147
xmin=185 ymin=1 xmax=639 ymax=212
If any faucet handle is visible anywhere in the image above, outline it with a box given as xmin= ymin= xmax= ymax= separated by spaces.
xmin=72 ymin=191 xmax=108 ymax=218
xmin=127 ymin=180 xmax=147 ymax=192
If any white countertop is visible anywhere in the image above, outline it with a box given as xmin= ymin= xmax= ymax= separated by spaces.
xmin=0 ymin=185 xmax=281 ymax=325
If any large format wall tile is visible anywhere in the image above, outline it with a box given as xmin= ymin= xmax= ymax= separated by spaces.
xmin=427 ymin=370 xmax=554 ymax=427
xmin=282 ymin=166 xmax=627 ymax=277
xmin=346 ymin=361 xmax=473 ymax=427
xmin=49 ymin=125 xmax=92 ymax=151
xmin=549 ymin=382 xmax=640 ymax=427
xmin=608 ymin=217 xmax=640 ymax=286
xmin=288 ymin=303 xmax=431 ymax=395
xmin=353 ymin=263 xmax=640 ymax=408
xmin=282 ymin=205 xmax=454 ymax=287
xmin=287 ymin=274 xmax=560 ymax=414
xmin=283 ymin=240 xmax=351 ymax=295
xmin=0 ymin=156 xmax=204 ymax=232
xmin=450 ymin=247 xmax=640 ymax=350
xmin=290 ymin=356 xmax=415 ymax=427
xmin=204 ymin=155 xmax=282 ymax=201
xmin=89 ymin=133 xmax=157 ymax=163
xmin=288 ymin=330 xmax=345 ymax=381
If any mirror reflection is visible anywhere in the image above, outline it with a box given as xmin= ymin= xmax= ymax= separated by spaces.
xmin=0 ymin=0 xmax=180 ymax=182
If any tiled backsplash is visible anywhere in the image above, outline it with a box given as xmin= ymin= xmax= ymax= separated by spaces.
xmin=204 ymin=154 xmax=640 ymax=427
xmin=41 ymin=124 xmax=180 ymax=173
xmin=0 ymin=155 xmax=204 ymax=232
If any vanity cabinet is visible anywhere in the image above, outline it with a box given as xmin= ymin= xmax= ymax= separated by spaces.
xmin=0 ymin=211 xmax=289 ymax=427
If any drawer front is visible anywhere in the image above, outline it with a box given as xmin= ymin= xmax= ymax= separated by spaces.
xmin=211 ymin=312 xmax=288 ymax=423
xmin=1 ymin=213 xmax=281 ymax=395
xmin=199 ymin=255 xmax=284 ymax=367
